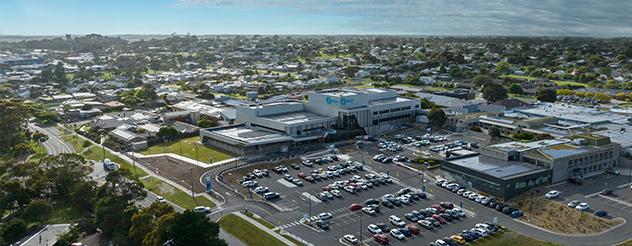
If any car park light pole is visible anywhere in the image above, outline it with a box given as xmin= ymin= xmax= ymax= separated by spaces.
xmin=358 ymin=210 xmax=363 ymax=243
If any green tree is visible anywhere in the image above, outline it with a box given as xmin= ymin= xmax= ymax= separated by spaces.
xmin=508 ymin=83 xmax=523 ymax=94
xmin=427 ymin=108 xmax=447 ymax=129
xmin=481 ymin=82 xmax=508 ymax=102
xmin=1 ymin=219 xmax=27 ymax=243
xmin=488 ymin=127 xmax=501 ymax=141
xmin=536 ymin=88 xmax=557 ymax=102
xmin=70 ymin=180 xmax=97 ymax=212
xmin=54 ymin=62 xmax=68 ymax=86
xmin=472 ymin=74 xmax=492 ymax=87
xmin=129 ymin=203 xmax=175 ymax=246
xmin=0 ymin=100 xmax=29 ymax=155
xmin=161 ymin=210 xmax=227 ymax=246
xmin=157 ymin=126 xmax=179 ymax=141
xmin=604 ymin=79 xmax=619 ymax=90
xmin=22 ymin=199 xmax=53 ymax=222
xmin=198 ymin=90 xmax=215 ymax=100
xmin=495 ymin=61 xmax=511 ymax=74
xmin=140 ymin=84 xmax=158 ymax=101
xmin=197 ymin=118 xmax=216 ymax=128
xmin=37 ymin=154 xmax=92 ymax=197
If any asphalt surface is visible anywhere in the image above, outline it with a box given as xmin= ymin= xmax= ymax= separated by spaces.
xmin=203 ymin=138 xmax=632 ymax=246
xmin=28 ymin=124 xmax=74 ymax=155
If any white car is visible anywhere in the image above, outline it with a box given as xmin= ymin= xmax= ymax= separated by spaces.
xmin=575 ymin=202 xmax=590 ymax=211
xmin=343 ymin=234 xmax=358 ymax=244
xmin=193 ymin=206 xmax=211 ymax=213
xmin=545 ymin=190 xmax=560 ymax=199
xmin=156 ymin=196 xmax=166 ymax=203
xmin=474 ymin=228 xmax=489 ymax=237
xmin=318 ymin=212 xmax=333 ymax=221
xmin=367 ymin=224 xmax=382 ymax=234
xmin=362 ymin=207 xmax=376 ymax=215
xmin=390 ymin=228 xmax=405 ymax=240
xmin=397 ymin=196 xmax=410 ymax=205
xmin=389 ymin=215 xmax=406 ymax=227
xmin=567 ymin=200 xmax=580 ymax=208
xmin=344 ymin=186 xmax=356 ymax=193
xmin=330 ymin=189 xmax=342 ymax=197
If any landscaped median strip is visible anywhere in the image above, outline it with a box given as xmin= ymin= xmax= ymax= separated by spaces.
xmin=218 ymin=212 xmax=297 ymax=246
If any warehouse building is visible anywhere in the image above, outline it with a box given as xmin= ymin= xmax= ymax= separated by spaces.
xmin=200 ymin=88 xmax=420 ymax=155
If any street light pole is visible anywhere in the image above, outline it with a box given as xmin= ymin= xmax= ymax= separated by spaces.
xmin=308 ymin=196 xmax=312 ymax=218
xmin=359 ymin=210 xmax=363 ymax=243
xmin=195 ymin=144 xmax=199 ymax=166
xmin=190 ymin=167 xmax=195 ymax=198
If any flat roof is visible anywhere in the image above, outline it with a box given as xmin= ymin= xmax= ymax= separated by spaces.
xmin=209 ymin=125 xmax=292 ymax=145
xmin=516 ymin=103 xmax=628 ymax=124
xmin=449 ymin=156 xmax=547 ymax=179
xmin=263 ymin=111 xmax=336 ymax=125
xmin=489 ymin=139 xmax=568 ymax=152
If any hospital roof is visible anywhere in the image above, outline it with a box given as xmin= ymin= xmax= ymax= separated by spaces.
xmin=515 ymin=103 xmax=628 ymax=124
xmin=449 ymin=156 xmax=548 ymax=179
xmin=209 ymin=125 xmax=292 ymax=145
xmin=263 ymin=111 xmax=337 ymax=125
xmin=488 ymin=139 xmax=568 ymax=152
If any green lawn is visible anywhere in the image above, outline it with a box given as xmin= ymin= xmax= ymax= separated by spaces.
xmin=142 ymin=136 xmax=232 ymax=164
xmin=509 ymin=94 xmax=537 ymax=103
xmin=28 ymin=141 xmax=48 ymax=162
xmin=501 ymin=74 xmax=587 ymax=88
xmin=62 ymin=134 xmax=92 ymax=153
xmin=84 ymin=145 xmax=148 ymax=177
xmin=471 ymin=230 xmax=558 ymax=246
xmin=141 ymin=177 xmax=215 ymax=209
xmin=218 ymin=214 xmax=286 ymax=246
xmin=242 ymin=211 xmax=276 ymax=229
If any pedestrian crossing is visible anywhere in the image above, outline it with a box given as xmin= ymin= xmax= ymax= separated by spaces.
xmin=276 ymin=221 xmax=303 ymax=230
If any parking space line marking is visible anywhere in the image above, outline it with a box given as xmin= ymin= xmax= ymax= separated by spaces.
xmin=301 ymin=192 xmax=322 ymax=204
xmin=598 ymin=194 xmax=632 ymax=208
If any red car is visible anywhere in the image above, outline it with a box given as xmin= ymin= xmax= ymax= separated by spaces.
xmin=374 ymin=233 xmax=389 ymax=245
xmin=298 ymin=173 xmax=307 ymax=179
xmin=431 ymin=204 xmax=447 ymax=213
xmin=322 ymin=185 xmax=332 ymax=191
xmin=350 ymin=203 xmax=363 ymax=211
xmin=405 ymin=224 xmax=420 ymax=235
xmin=440 ymin=202 xmax=454 ymax=209
xmin=432 ymin=214 xmax=447 ymax=224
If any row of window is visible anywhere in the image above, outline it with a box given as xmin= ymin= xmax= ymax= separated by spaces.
xmin=568 ymin=151 xmax=613 ymax=166
xmin=372 ymin=105 xmax=416 ymax=115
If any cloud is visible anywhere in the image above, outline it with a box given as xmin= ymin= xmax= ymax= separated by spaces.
xmin=173 ymin=0 xmax=632 ymax=36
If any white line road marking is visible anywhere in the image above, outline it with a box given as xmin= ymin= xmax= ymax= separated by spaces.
xmin=598 ymin=194 xmax=632 ymax=207
xmin=586 ymin=191 xmax=602 ymax=198
xmin=277 ymin=178 xmax=298 ymax=188
xmin=618 ymin=182 xmax=632 ymax=188
xmin=301 ymin=192 xmax=322 ymax=203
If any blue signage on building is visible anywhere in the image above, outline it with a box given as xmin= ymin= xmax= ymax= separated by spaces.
xmin=325 ymin=96 xmax=353 ymax=106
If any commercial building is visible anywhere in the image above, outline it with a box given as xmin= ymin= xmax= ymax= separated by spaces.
xmin=442 ymin=134 xmax=620 ymax=199
xmin=201 ymin=88 xmax=420 ymax=155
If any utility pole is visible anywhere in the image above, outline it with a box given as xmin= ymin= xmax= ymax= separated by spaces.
xmin=308 ymin=196 xmax=312 ymax=218
xmin=130 ymin=145 xmax=137 ymax=176
xmin=162 ymin=136 xmax=166 ymax=154
xmin=359 ymin=210 xmax=363 ymax=243
xmin=100 ymin=133 xmax=105 ymax=163
xmin=190 ymin=167 xmax=195 ymax=198
xmin=195 ymin=144 xmax=199 ymax=166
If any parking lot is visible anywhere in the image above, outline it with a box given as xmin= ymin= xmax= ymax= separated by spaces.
xmin=545 ymin=173 xmax=632 ymax=218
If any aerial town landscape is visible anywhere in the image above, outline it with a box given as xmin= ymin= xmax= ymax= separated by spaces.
xmin=1 ymin=1 xmax=632 ymax=246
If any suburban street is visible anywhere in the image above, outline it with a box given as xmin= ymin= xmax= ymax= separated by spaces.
xmin=28 ymin=123 xmax=74 ymax=155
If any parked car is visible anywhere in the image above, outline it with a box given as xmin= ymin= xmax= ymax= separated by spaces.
xmin=343 ymin=234 xmax=358 ymax=244
xmin=390 ymin=229 xmax=405 ymax=240
xmin=545 ymin=190 xmax=560 ymax=199
xmin=373 ymin=233 xmax=389 ymax=245
xmin=368 ymin=224 xmax=382 ymax=234
xmin=389 ymin=215 xmax=406 ymax=227
xmin=350 ymin=203 xmax=363 ymax=211
xmin=594 ymin=210 xmax=608 ymax=217
xmin=567 ymin=200 xmax=581 ymax=208
xmin=600 ymin=189 xmax=613 ymax=196
xmin=575 ymin=202 xmax=590 ymax=211
xmin=418 ymin=219 xmax=433 ymax=229
xmin=263 ymin=192 xmax=280 ymax=200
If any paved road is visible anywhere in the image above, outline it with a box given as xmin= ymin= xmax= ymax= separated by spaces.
xmin=18 ymin=224 xmax=71 ymax=246
xmin=28 ymin=124 xmax=74 ymax=155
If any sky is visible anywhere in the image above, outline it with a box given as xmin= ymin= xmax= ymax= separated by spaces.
xmin=1 ymin=0 xmax=632 ymax=37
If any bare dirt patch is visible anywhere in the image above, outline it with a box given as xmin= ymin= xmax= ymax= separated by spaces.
xmin=139 ymin=155 xmax=210 ymax=193
xmin=222 ymin=158 xmax=300 ymax=196
xmin=508 ymin=193 xmax=623 ymax=234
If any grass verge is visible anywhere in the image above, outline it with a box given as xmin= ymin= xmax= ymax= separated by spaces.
xmin=141 ymin=176 xmax=215 ymax=209
xmin=142 ymin=136 xmax=232 ymax=163
xmin=218 ymin=214 xmax=286 ymax=246
xmin=84 ymin=145 xmax=148 ymax=177
xmin=242 ymin=211 xmax=276 ymax=229
xmin=470 ymin=229 xmax=558 ymax=246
